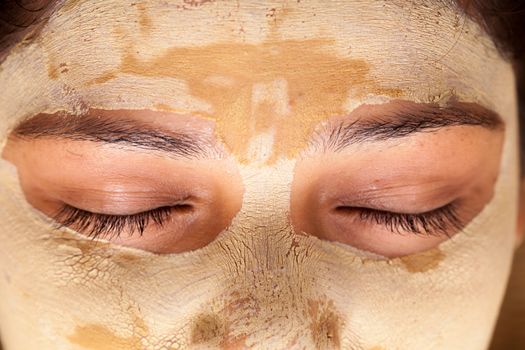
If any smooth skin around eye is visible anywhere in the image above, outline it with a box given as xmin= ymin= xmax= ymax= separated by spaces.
xmin=1 ymin=136 xmax=244 ymax=254
xmin=291 ymin=123 xmax=504 ymax=258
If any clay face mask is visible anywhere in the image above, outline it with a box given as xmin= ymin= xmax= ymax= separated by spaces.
xmin=0 ymin=0 xmax=519 ymax=349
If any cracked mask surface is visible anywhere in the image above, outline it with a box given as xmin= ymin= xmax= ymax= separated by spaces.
xmin=0 ymin=0 xmax=519 ymax=349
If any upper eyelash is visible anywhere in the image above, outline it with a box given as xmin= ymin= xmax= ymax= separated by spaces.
xmin=356 ymin=204 xmax=463 ymax=236
xmin=55 ymin=202 xmax=462 ymax=240
xmin=53 ymin=205 xmax=174 ymax=239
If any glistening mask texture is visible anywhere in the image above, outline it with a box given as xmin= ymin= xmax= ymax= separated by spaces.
xmin=0 ymin=0 xmax=520 ymax=349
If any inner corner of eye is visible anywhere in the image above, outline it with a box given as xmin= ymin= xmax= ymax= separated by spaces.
xmin=171 ymin=203 xmax=194 ymax=212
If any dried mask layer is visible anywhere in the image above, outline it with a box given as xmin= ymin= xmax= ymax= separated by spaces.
xmin=0 ymin=0 xmax=519 ymax=349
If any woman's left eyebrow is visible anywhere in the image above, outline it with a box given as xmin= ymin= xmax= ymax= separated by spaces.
xmin=320 ymin=101 xmax=503 ymax=152
xmin=11 ymin=112 xmax=220 ymax=159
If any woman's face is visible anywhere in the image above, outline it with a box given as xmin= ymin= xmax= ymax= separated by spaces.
xmin=0 ymin=1 xmax=519 ymax=349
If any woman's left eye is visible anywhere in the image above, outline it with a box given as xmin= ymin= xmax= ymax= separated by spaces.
xmin=53 ymin=204 xmax=188 ymax=239
xmin=335 ymin=203 xmax=464 ymax=236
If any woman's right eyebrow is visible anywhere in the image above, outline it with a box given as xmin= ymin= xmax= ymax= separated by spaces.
xmin=11 ymin=112 xmax=221 ymax=159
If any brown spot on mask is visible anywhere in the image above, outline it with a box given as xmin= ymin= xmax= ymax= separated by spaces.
xmin=89 ymin=38 xmax=400 ymax=163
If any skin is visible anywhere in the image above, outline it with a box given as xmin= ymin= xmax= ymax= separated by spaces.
xmin=0 ymin=0 xmax=521 ymax=349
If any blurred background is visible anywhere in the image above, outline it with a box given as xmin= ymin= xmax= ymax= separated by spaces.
xmin=491 ymin=243 xmax=525 ymax=349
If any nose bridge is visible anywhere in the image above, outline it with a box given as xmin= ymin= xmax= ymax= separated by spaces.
xmin=200 ymin=163 xmax=344 ymax=349
xmin=239 ymin=162 xmax=292 ymax=221
xmin=225 ymin=163 xmax=296 ymax=273
xmin=216 ymin=161 xmax=304 ymax=282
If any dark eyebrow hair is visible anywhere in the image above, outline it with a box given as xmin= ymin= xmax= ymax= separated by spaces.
xmin=11 ymin=112 xmax=219 ymax=159
xmin=10 ymin=101 xmax=503 ymax=159
xmin=320 ymin=101 xmax=504 ymax=152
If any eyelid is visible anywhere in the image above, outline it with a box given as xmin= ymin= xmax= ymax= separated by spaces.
xmin=330 ymin=183 xmax=461 ymax=214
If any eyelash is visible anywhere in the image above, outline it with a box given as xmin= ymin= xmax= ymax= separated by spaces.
xmin=53 ymin=205 xmax=175 ymax=239
xmin=354 ymin=204 xmax=463 ymax=236
xmin=54 ymin=202 xmax=462 ymax=240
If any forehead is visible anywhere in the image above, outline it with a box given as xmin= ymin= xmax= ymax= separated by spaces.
xmin=43 ymin=0 xmax=510 ymax=103
xmin=0 ymin=0 xmax=517 ymax=157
